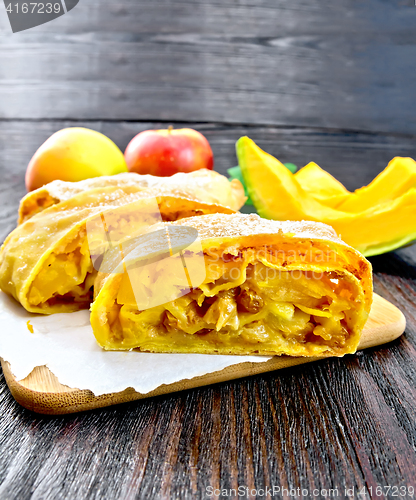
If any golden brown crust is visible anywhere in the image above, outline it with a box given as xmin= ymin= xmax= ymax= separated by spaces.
xmin=18 ymin=170 xmax=246 ymax=223
xmin=166 ymin=213 xmax=340 ymax=242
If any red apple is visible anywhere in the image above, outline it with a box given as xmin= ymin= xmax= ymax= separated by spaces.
xmin=124 ymin=127 xmax=214 ymax=176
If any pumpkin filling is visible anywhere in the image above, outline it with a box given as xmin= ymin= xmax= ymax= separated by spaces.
xmin=93 ymin=255 xmax=363 ymax=357
xmin=28 ymin=234 xmax=96 ymax=309
xmin=25 ymin=207 xmax=220 ymax=311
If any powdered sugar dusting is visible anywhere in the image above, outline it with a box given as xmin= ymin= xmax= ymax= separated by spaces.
xmin=167 ymin=213 xmax=346 ymax=246
xmin=40 ymin=173 xmax=141 ymax=201
xmin=21 ymin=169 xmax=245 ymax=215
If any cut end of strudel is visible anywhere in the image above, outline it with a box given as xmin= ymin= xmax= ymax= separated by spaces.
xmin=91 ymin=213 xmax=373 ymax=357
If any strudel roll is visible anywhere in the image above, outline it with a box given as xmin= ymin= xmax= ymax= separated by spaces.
xmin=0 ymin=186 xmax=234 ymax=314
xmin=91 ymin=213 xmax=373 ymax=357
xmin=18 ymin=169 xmax=246 ymax=223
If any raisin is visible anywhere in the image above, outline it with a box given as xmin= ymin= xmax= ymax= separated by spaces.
xmin=237 ymin=288 xmax=264 ymax=314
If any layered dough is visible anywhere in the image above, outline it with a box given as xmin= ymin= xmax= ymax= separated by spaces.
xmin=18 ymin=169 xmax=246 ymax=223
xmin=91 ymin=214 xmax=373 ymax=357
xmin=0 ymin=186 xmax=234 ymax=314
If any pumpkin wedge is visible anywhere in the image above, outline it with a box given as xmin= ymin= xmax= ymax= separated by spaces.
xmin=237 ymin=136 xmax=416 ymax=256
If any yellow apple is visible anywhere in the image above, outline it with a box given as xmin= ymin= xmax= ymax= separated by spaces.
xmin=25 ymin=127 xmax=128 ymax=191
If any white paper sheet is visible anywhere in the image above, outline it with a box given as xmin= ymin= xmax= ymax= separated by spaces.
xmin=0 ymin=292 xmax=272 ymax=396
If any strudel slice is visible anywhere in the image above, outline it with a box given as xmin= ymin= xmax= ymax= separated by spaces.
xmin=18 ymin=169 xmax=246 ymax=223
xmin=91 ymin=213 xmax=372 ymax=357
xmin=0 ymin=187 xmax=233 ymax=314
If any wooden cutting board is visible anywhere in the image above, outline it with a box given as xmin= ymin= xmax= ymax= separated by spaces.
xmin=1 ymin=293 xmax=406 ymax=415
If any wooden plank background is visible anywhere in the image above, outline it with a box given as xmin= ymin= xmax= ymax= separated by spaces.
xmin=0 ymin=0 xmax=416 ymax=498
xmin=1 ymin=0 xmax=416 ymax=133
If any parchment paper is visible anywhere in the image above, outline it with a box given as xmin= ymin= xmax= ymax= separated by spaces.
xmin=0 ymin=292 xmax=272 ymax=396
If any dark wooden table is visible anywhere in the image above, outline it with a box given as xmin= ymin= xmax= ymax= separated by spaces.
xmin=1 ymin=1 xmax=416 ymax=498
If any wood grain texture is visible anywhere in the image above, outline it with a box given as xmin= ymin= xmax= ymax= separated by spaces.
xmin=1 ymin=0 xmax=416 ymax=133
xmin=1 ymin=294 xmax=406 ymax=415
xmin=0 ymin=272 xmax=415 ymax=499
xmin=0 ymin=122 xmax=415 ymax=498
xmin=1 ymin=0 xmax=416 ymax=495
